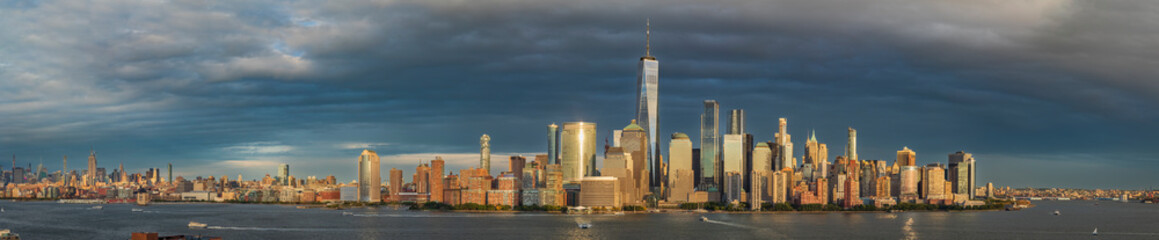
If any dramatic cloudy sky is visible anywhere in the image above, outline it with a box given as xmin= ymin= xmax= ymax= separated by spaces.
xmin=1 ymin=0 xmax=1156 ymax=189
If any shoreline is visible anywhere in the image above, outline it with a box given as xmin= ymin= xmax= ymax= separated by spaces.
xmin=12 ymin=198 xmax=1015 ymax=214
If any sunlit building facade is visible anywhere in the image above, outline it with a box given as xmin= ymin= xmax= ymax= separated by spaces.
xmin=358 ymin=149 xmax=381 ymax=202
xmin=561 ymin=122 xmax=597 ymax=183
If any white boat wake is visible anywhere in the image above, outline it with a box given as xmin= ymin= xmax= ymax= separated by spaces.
xmin=700 ymin=217 xmax=790 ymax=239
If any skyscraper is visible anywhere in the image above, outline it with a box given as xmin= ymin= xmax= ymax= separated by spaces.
xmin=277 ymin=164 xmax=290 ymax=185
xmin=621 ymin=120 xmax=649 ymax=201
xmin=167 ymin=163 xmax=172 ymax=183
xmin=722 ymin=134 xmax=745 ymax=174
xmin=803 ymin=130 xmax=826 ymax=179
xmin=119 ymin=162 xmax=126 ymax=183
xmin=667 ymin=133 xmax=693 ymax=190
xmin=61 ymin=155 xmax=67 ymax=185
xmin=87 ymin=149 xmax=97 ymax=187
xmin=431 ymin=157 xmax=445 ymax=203
xmin=389 ymin=168 xmax=403 ymax=202
xmin=637 ymin=20 xmax=661 ymax=189
xmin=775 ymin=118 xmax=794 ymax=171
xmin=548 ymin=124 xmax=559 ymax=165
xmin=480 ymin=134 xmax=491 ymax=175
xmin=847 ymin=127 xmax=858 ymax=161
xmin=699 ymin=100 xmax=720 ymax=191
xmin=897 ymin=147 xmax=917 ymax=167
xmin=358 ymin=149 xmax=381 ymax=202
xmin=561 ymin=122 xmax=597 ymax=183
xmin=948 ymin=151 xmax=976 ymax=199
xmin=727 ymin=109 xmax=745 ymax=135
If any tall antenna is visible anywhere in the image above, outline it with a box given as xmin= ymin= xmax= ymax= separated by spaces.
xmin=645 ymin=18 xmax=652 ymax=58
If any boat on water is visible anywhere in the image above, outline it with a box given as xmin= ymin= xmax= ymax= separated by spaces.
xmin=90 ymin=206 xmax=103 ymax=210
xmin=1093 ymin=228 xmax=1098 ymax=236
xmin=1053 ymin=210 xmax=1060 ymax=216
xmin=188 ymin=222 xmax=208 ymax=229
xmin=0 ymin=229 xmax=20 ymax=240
xmin=342 ymin=212 xmax=354 ymax=216
xmin=131 ymin=208 xmax=143 ymax=212
xmin=700 ymin=216 xmax=709 ymax=222
xmin=578 ymin=223 xmax=592 ymax=229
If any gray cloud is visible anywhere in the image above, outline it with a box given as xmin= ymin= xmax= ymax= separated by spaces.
xmin=0 ymin=0 xmax=1156 ymax=188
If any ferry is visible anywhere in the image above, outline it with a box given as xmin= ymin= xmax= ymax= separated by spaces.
xmin=188 ymin=222 xmax=208 ymax=229
xmin=58 ymin=199 xmax=104 ymax=204
xmin=131 ymin=208 xmax=144 ymax=212
xmin=0 ymin=229 xmax=20 ymax=240
xmin=90 ymin=206 xmax=104 ymax=210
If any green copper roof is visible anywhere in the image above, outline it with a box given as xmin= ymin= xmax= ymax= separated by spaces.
xmin=756 ymin=142 xmax=769 ymax=147
xmin=672 ymin=132 xmax=689 ymax=139
xmin=623 ymin=119 xmax=645 ymax=131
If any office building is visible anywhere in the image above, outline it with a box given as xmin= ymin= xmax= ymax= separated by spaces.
xmin=948 ymin=151 xmax=976 ymax=199
xmin=621 ymin=120 xmax=650 ymax=201
xmin=897 ymin=147 xmax=916 ymax=167
xmin=899 ymin=165 xmax=920 ymax=202
xmin=277 ymin=164 xmax=289 ymax=186
xmin=727 ymin=109 xmax=745 ymax=135
xmin=636 ymin=20 xmax=661 ymax=189
xmin=700 ymin=100 xmax=720 ymax=191
xmin=87 ymin=150 xmax=97 ymax=186
xmin=923 ymin=163 xmax=947 ymax=201
xmin=561 ymin=122 xmax=597 ymax=183
xmin=358 ymin=150 xmax=381 ymax=202
xmin=579 ymin=176 xmax=621 ymax=208
xmin=544 ymin=123 xmax=558 ymax=164
xmin=431 ymin=157 xmax=445 ymax=203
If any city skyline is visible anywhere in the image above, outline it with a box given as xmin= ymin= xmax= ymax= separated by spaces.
xmin=1 ymin=0 xmax=1158 ymax=189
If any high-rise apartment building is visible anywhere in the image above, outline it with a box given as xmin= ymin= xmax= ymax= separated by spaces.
xmin=480 ymin=134 xmax=491 ymax=175
xmin=847 ymin=127 xmax=857 ymax=161
xmin=775 ymin=118 xmax=794 ymax=171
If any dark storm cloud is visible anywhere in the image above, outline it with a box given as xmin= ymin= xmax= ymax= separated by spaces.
xmin=0 ymin=0 xmax=1156 ymax=188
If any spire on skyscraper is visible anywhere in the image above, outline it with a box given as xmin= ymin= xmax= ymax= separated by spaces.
xmin=645 ymin=18 xmax=651 ymax=58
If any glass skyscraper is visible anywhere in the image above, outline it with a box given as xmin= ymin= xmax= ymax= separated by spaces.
xmin=547 ymin=123 xmax=559 ymax=165
xmin=358 ymin=149 xmax=381 ymax=202
xmin=637 ymin=20 xmax=660 ymax=188
xmin=561 ymin=122 xmax=596 ymax=183
xmin=700 ymin=100 xmax=719 ymax=191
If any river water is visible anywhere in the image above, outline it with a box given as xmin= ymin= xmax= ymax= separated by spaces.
xmin=0 ymin=200 xmax=1154 ymax=239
